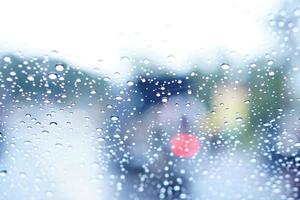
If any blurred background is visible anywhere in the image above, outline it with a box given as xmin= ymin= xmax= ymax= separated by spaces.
xmin=0 ymin=0 xmax=300 ymax=200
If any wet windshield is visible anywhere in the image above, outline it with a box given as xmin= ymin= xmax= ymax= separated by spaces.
xmin=0 ymin=0 xmax=300 ymax=200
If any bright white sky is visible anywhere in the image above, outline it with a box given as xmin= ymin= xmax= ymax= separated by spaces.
xmin=0 ymin=0 xmax=281 ymax=75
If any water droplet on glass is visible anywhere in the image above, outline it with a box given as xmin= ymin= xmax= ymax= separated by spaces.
xmin=0 ymin=170 xmax=7 ymax=177
xmin=263 ymin=123 xmax=272 ymax=127
xmin=121 ymin=56 xmax=130 ymax=63
xmin=19 ymin=172 xmax=27 ymax=178
xmin=236 ymin=117 xmax=243 ymax=122
xmin=111 ymin=116 xmax=119 ymax=121
xmin=127 ymin=81 xmax=134 ymax=86
xmin=106 ymin=104 xmax=113 ymax=109
xmin=48 ymin=73 xmax=57 ymax=80
xmin=55 ymin=64 xmax=64 ymax=71
xmin=55 ymin=143 xmax=63 ymax=148
xmin=6 ymin=77 xmax=13 ymax=82
xmin=294 ymin=143 xmax=300 ymax=147
xmin=24 ymin=140 xmax=31 ymax=145
xmin=115 ymin=96 xmax=123 ymax=101
xmin=3 ymin=56 xmax=11 ymax=63
xmin=27 ymin=75 xmax=35 ymax=81
xmin=162 ymin=97 xmax=168 ymax=103
xmin=244 ymin=100 xmax=250 ymax=104
xmin=268 ymin=71 xmax=275 ymax=76
xmin=143 ymin=58 xmax=150 ymax=65
xmin=49 ymin=122 xmax=58 ymax=127
xmin=267 ymin=60 xmax=274 ymax=66
xmin=294 ymin=8 xmax=300 ymax=16
xmin=167 ymin=55 xmax=176 ymax=63
xmin=221 ymin=63 xmax=230 ymax=70
xmin=9 ymin=71 xmax=16 ymax=76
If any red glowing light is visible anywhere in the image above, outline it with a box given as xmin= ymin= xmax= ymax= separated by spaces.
xmin=170 ymin=133 xmax=201 ymax=158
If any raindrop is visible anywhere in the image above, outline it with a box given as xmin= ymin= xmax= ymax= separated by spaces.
xmin=115 ymin=96 xmax=123 ymax=101
xmin=263 ymin=123 xmax=272 ymax=127
xmin=267 ymin=60 xmax=274 ymax=66
xmin=162 ymin=97 xmax=168 ymax=103
xmin=48 ymin=73 xmax=57 ymax=80
xmin=55 ymin=143 xmax=63 ymax=148
xmin=111 ymin=116 xmax=119 ymax=121
xmin=294 ymin=143 xmax=300 ymax=147
xmin=19 ymin=172 xmax=27 ymax=178
xmin=27 ymin=75 xmax=35 ymax=81
xmin=236 ymin=117 xmax=243 ymax=122
xmin=24 ymin=140 xmax=31 ymax=145
xmin=3 ymin=56 xmax=11 ymax=63
xmin=9 ymin=71 xmax=16 ymax=76
xmin=0 ymin=170 xmax=7 ymax=177
xmin=190 ymin=72 xmax=196 ymax=76
xmin=244 ymin=100 xmax=250 ymax=104
xmin=268 ymin=71 xmax=275 ymax=76
xmin=143 ymin=58 xmax=150 ymax=64
xmin=49 ymin=122 xmax=58 ymax=127
xmin=106 ymin=104 xmax=113 ymax=109
xmin=55 ymin=64 xmax=64 ymax=72
xmin=221 ymin=63 xmax=230 ymax=70
xmin=6 ymin=77 xmax=13 ymax=82
xmin=121 ymin=56 xmax=130 ymax=63
xmin=174 ymin=185 xmax=180 ymax=191
xmin=127 ymin=81 xmax=134 ymax=86
xmin=294 ymin=8 xmax=300 ymax=17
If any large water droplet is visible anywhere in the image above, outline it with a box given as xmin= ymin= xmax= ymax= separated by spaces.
xmin=27 ymin=75 xmax=35 ymax=81
xmin=111 ymin=116 xmax=119 ymax=121
xmin=3 ymin=56 xmax=11 ymax=63
xmin=115 ymin=96 xmax=123 ymax=101
xmin=268 ymin=71 xmax=275 ymax=76
xmin=127 ymin=81 xmax=134 ymax=86
xmin=49 ymin=122 xmax=58 ymax=127
xmin=221 ymin=63 xmax=230 ymax=70
xmin=48 ymin=73 xmax=57 ymax=80
xmin=143 ymin=58 xmax=150 ymax=64
xmin=55 ymin=64 xmax=64 ymax=72
xmin=162 ymin=97 xmax=168 ymax=103
xmin=121 ymin=56 xmax=130 ymax=63
xmin=0 ymin=170 xmax=7 ymax=177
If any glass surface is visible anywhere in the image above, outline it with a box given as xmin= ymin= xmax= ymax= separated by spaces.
xmin=0 ymin=0 xmax=300 ymax=199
